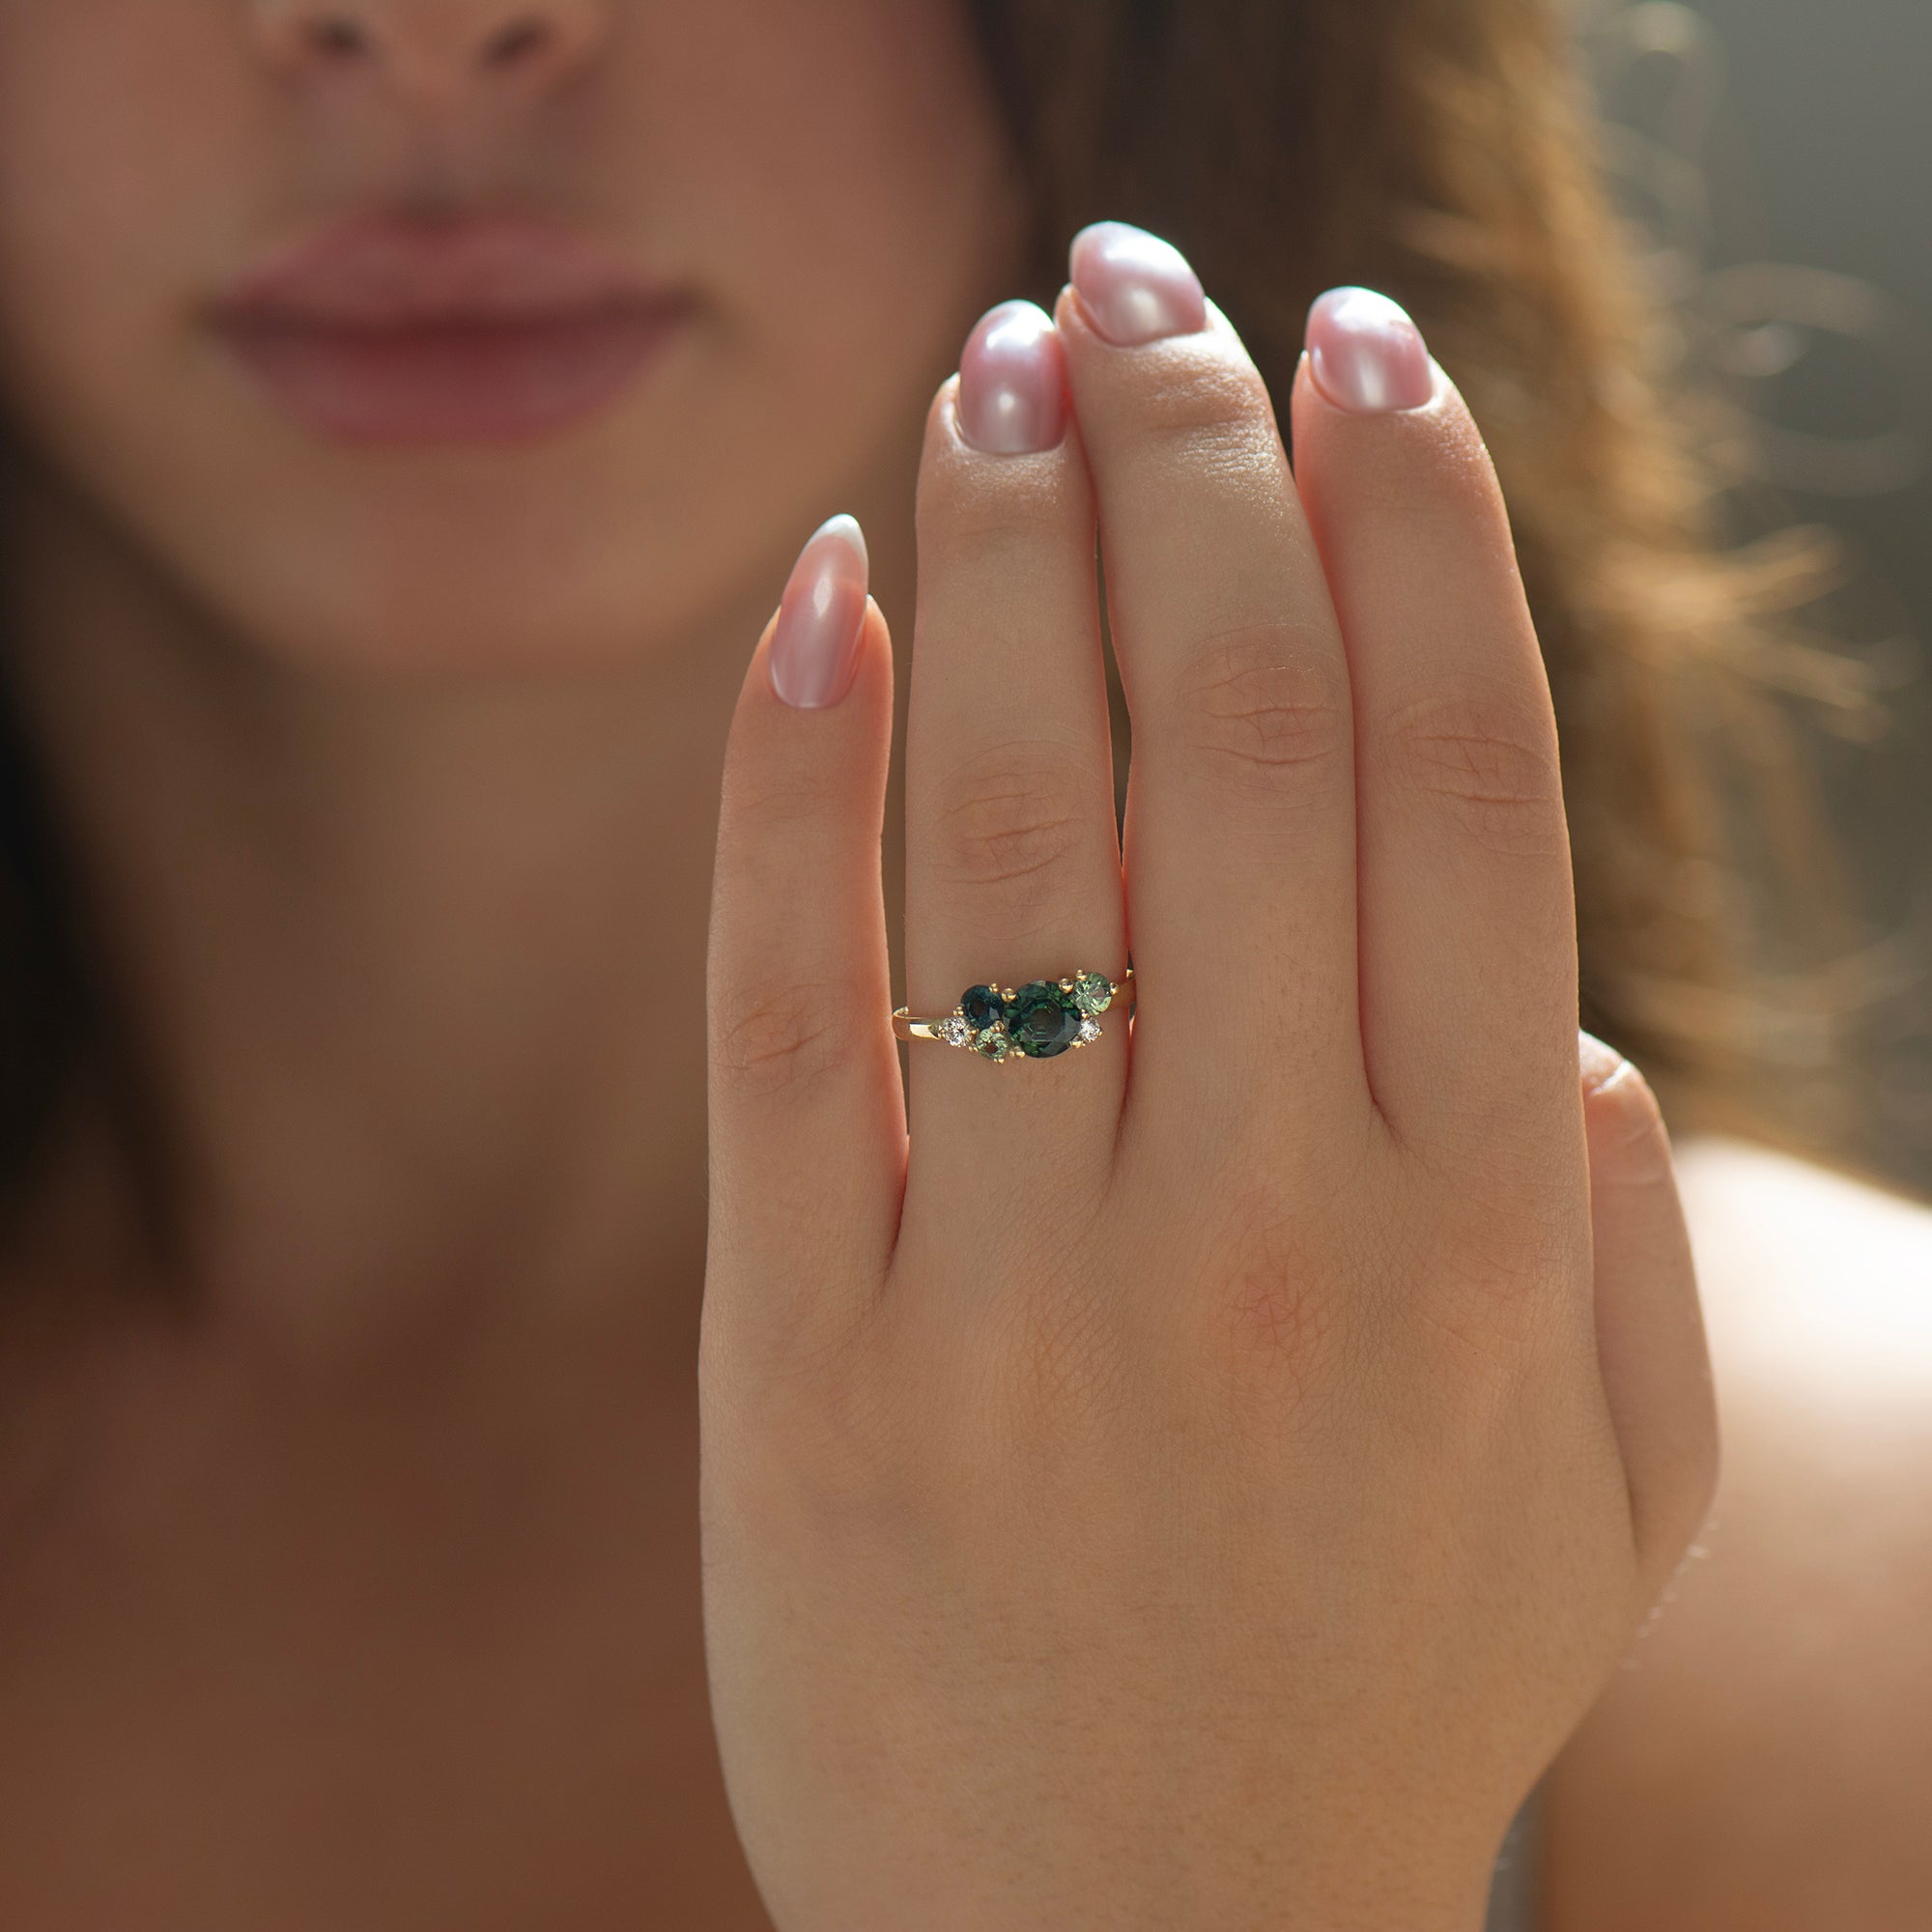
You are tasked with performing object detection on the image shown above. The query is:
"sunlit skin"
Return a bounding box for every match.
[0,5,1925,1930]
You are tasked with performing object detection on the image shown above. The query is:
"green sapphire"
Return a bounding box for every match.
[1071,972,1113,1015]
[972,1025,1011,1061]
[960,983,1008,1031]
[1008,980,1083,1058]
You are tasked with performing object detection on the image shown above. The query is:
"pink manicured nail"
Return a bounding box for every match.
[768,514,868,709]
[957,299,1067,454]
[1305,288,1435,413]
[1067,220,1206,346]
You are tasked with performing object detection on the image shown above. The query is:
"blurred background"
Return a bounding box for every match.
[1592,0,1932,1193]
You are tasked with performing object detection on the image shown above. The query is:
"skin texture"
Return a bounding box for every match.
[0,5,1922,1929]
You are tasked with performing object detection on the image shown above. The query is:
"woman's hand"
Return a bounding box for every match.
[699,225,1719,1932]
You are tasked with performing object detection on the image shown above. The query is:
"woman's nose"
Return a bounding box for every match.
[252,1,608,105]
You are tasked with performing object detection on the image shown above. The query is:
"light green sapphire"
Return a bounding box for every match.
[1071,972,1113,1016]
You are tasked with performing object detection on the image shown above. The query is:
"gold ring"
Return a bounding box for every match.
[893,966,1134,1063]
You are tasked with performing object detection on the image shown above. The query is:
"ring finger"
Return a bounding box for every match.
[903,298,1128,1235]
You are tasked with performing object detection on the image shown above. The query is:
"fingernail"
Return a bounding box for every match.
[957,299,1067,454]
[768,514,868,709]
[1067,220,1206,346]
[1305,287,1435,413]
[1577,1029,1630,1095]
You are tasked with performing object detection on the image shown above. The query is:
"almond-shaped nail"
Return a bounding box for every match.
[768,514,868,709]
[957,298,1067,454]
[1067,220,1207,346]
[1305,287,1435,413]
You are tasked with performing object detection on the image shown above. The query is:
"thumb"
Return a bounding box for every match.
[1579,1030,1721,1611]
[705,515,904,1351]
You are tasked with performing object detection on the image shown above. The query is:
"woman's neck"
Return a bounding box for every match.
[0,454,916,1364]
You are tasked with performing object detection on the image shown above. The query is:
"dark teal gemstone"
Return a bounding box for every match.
[1008,980,1082,1057]
[961,983,1008,1031]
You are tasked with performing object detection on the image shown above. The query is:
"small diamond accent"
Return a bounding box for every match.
[1075,1014,1102,1045]
[938,1014,973,1048]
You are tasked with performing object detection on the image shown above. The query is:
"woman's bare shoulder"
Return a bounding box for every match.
[1540,1135,1932,1932]
[1675,1132,1932,1330]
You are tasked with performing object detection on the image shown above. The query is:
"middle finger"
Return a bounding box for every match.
[1056,222,1368,1165]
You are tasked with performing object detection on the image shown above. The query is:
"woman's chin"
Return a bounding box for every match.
[248,589,702,682]
[189,554,702,682]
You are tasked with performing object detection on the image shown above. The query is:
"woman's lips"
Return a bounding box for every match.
[207,213,692,444]
[215,307,687,444]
